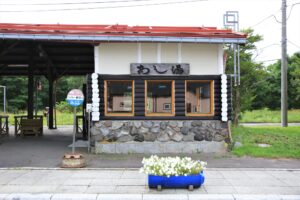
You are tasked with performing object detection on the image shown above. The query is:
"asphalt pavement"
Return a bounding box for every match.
[1,126,300,169]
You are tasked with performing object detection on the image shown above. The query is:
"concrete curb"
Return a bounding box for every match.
[0,194,299,200]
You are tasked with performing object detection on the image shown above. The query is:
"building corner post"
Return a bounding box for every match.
[94,45,100,74]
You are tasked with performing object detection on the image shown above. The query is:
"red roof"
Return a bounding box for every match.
[0,23,246,39]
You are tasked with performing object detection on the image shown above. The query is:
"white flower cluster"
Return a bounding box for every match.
[140,155,207,176]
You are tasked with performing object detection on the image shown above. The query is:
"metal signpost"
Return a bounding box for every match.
[66,89,84,154]
[86,103,92,153]
[61,89,86,168]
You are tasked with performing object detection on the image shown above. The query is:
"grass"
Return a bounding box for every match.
[231,126,300,159]
[0,111,80,126]
[240,109,300,123]
[3,108,300,125]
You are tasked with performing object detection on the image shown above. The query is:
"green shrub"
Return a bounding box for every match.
[56,101,73,113]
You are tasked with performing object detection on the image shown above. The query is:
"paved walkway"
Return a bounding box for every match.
[0,168,299,199]
[1,126,300,199]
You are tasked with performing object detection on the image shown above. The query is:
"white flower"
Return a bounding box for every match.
[139,155,207,176]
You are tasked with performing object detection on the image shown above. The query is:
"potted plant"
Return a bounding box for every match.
[140,155,206,190]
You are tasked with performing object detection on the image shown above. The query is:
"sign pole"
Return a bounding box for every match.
[86,103,92,153]
[72,106,76,154]
[87,110,91,153]
[62,89,85,168]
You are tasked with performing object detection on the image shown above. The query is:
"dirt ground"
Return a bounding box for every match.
[0,126,300,168]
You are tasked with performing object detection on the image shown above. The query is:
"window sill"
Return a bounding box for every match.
[185,113,215,117]
[145,113,175,117]
[105,113,134,117]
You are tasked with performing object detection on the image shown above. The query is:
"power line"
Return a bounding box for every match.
[287,2,300,20]
[249,2,299,28]
[0,0,207,12]
[258,58,280,63]
[252,43,281,59]
[249,10,281,28]
[255,42,299,63]
[256,43,281,51]
[287,0,300,4]
[288,40,300,48]
[0,0,154,6]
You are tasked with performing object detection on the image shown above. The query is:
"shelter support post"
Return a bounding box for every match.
[48,77,55,129]
[27,55,34,119]
[38,43,57,129]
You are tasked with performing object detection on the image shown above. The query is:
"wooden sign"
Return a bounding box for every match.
[130,63,189,76]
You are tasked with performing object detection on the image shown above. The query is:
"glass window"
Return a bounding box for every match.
[145,80,174,116]
[186,81,214,116]
[105,80,134,116]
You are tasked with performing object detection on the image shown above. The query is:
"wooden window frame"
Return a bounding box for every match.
[145,80,175,117]
[185,80,214,117]
[104,80,135,117]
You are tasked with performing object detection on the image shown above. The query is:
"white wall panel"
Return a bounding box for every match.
[95,43,221,75]
[97,43,137,74]
[161,43,177,63]
[141,43,157,62]
[181,43,219,75]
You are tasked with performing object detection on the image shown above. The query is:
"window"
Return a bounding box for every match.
[145,80,174,116]
[105,80,134,116]
[185,80,214,116]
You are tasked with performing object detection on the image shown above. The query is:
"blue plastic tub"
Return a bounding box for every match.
[148,172,205,189]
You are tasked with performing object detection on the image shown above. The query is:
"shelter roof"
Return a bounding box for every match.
[0,23,247,44]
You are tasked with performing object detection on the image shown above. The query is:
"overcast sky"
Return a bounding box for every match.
[0,0,299,65]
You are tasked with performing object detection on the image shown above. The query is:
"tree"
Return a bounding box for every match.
[260,52,300,109]
[56,76,85,102]
[225,28,265,126]
[289,52,300,108]
[0,75,85,113]
[0,76,28,112]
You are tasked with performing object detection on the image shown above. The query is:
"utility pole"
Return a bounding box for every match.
[281,0,288,127]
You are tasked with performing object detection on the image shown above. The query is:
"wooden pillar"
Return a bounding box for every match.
[48,74,55,129]
[38,43,56,129]
[27,49,34,119]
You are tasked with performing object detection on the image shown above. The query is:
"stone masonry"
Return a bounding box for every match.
[91,120,229,144]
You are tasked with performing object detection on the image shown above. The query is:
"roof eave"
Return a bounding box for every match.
[0,33,247,44]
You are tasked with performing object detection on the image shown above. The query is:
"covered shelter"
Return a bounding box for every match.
[0,23,96,129]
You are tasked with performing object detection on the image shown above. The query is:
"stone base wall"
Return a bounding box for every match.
[95,141,227,154]
[91,120,229,144]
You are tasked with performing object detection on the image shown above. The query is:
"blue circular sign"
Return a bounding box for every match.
[66,89,84,107]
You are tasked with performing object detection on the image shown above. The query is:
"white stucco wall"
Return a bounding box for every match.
[161,43,178,63]
[96,43,223,75]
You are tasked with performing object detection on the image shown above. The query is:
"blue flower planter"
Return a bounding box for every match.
[148,172,205,189]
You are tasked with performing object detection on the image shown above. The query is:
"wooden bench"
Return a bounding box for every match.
[20,118,43,136]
